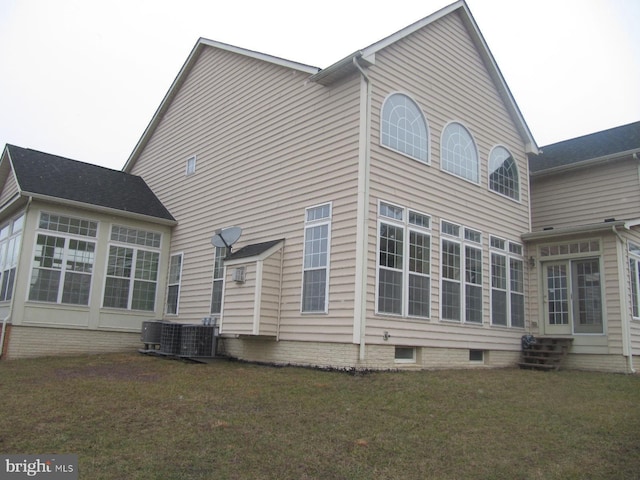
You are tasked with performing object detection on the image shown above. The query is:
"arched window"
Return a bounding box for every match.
[441,122,478,183]
[489,146,519,200]
[381,93,429,163]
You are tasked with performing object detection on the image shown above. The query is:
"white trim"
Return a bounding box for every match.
[253,259,263,334]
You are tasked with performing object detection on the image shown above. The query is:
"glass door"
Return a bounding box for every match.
[543,259,603,335]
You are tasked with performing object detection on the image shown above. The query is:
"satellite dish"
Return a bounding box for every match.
[211,226,242,251]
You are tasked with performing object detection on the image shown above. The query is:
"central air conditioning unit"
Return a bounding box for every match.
[180,324,217,357]
[140,320,163,351]
[160,322,182,355]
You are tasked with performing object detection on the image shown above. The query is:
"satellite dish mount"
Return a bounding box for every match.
[211,226,242,254]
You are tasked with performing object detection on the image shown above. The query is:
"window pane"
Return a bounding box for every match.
[107,246,133,277]
[103,277,130,309]
[210,279,223,314]
[441,122,478,182]
[379,224,403,270]
[408,273,430,317]
[510,258,524,293]
[302,269,327,312]
[491,253,507,289]
[465,284,483,323]
[168,255,182,284]
[631,259,639,317]
[409,211,430,228]
[489,146,519,200]
[304,224,328,269]
[441,240,460,280]
[132,280,156,311]
[465,246,482,285]
[511,292,525,328]
[34,235,65,269]
[491,289,507,326]
[574,259,603,333]
[62,272,91,305]
[380,203,403,221]
[381,93,428,162]
[306,203,331,221]
[166,285,179,315]
[378,268,402,314]
[29,268,60,302]
[442,280,460,321]
[409,231,430,274]
[135,251,159,282]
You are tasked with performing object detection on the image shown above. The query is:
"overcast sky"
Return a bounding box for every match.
[1,0,638,170]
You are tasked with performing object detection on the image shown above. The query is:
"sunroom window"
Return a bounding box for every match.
[380,93,429,163]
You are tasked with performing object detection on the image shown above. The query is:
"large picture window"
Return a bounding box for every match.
[0,214,24,302]
[377,201,431,318]
[490,237,525,327]
[380,93,429,163]
[440,221,482,323]
[302,203,331,313]
[103,225,161,311]
[441,122,478,183]
[29,213,96,305]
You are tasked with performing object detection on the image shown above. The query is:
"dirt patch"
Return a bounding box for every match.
[54,363,162,382]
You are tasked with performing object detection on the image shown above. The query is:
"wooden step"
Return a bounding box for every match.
[519,336,573,371]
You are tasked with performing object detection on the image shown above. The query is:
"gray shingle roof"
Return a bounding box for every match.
[529,121,640,173]
[6,145,174,222]
[226,239,284,261]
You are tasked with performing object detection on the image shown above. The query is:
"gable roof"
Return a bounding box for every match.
[3,145,175,223]
[529,121,640,175]
[125,0,537,171]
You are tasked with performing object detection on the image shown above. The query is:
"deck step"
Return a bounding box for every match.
[519,336,573,371]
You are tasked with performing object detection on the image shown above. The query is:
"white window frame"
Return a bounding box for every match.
[376,201,432,319]
[28,212,97,306]
[166,252,183,315]
[301,202,332,313]
[103,225,161,312]
[440,220,483,323]
[440,121,479,184]
[490,236,525,328]
[210,246,227,315]
[380,92,430,164]
[186,155,196,176]
[488,145,520,201]
[628,242,640,319]
[0,213,24,302]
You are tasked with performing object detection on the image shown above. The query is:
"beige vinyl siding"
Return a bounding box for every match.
[128,46,361,343]
[258,251,282,336]
[0,167,19,206]
[221,262,257,335]
[363,12,530,349]
[531,157,640,231]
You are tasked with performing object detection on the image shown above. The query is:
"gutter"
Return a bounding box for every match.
[531,149,640,178]
[352,56,372,363]
[611,224,636,373]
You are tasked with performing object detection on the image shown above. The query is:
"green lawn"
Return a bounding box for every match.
[1,353,639,479]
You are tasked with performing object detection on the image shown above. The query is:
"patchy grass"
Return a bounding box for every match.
[1,353,639,479]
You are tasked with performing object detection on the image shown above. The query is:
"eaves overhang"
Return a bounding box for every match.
[521,219,640,242]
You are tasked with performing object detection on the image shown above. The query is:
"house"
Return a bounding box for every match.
[0,145,175,358]
[121,0,537,370]
[1,0,637,373]
[524,121,640,373]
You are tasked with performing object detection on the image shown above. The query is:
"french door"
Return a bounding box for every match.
[543,258,603,335]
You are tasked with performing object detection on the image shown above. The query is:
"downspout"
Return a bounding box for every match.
[612,224,636,373]
[353,55,372,363]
